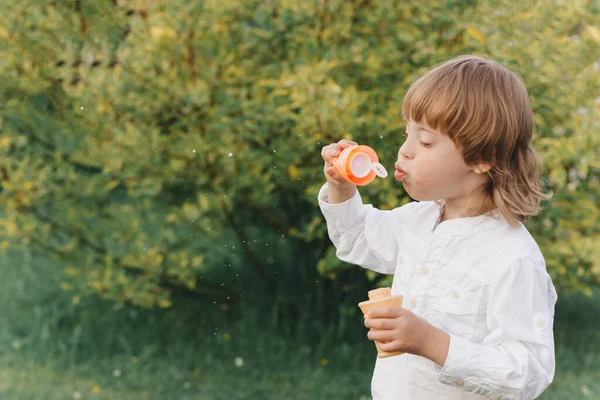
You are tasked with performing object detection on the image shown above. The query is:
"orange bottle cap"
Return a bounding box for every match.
[332,145,388,186]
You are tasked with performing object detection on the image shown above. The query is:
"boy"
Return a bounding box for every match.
[319,55,557,399]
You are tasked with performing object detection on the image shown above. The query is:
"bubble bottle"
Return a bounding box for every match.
[331,145,388,186]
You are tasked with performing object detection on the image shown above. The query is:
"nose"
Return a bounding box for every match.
[399,142,413,160]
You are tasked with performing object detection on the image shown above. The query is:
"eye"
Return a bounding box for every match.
[420,142,433,148]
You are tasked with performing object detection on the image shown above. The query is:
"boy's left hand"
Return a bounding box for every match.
[365,306,449,363]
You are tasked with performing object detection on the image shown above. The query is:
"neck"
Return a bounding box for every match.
[440,191,488,222]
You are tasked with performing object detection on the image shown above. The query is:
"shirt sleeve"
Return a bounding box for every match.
[436,257,558,400]
[317,183,411,275]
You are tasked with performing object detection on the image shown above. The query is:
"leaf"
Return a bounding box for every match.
[3,0,599,309]
[288,164,299,180]
[466,26,486,43]
[158,298,172,308]
[584,26,600,43]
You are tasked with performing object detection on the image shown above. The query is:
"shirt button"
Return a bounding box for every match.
[536,319,545,328]
[421,266,430,276]
[451,290,460,299]
[410,297,417,308]
[455,378,464,387]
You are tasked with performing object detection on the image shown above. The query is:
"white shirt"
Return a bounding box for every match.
[318,184,557,400]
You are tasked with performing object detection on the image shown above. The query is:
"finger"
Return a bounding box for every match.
[338,139,358,148]
[367,329,396,342]
[321,145,333,164]
[369,307,404,319]
[364,317,394,330]
[324,165,340,180]
[322,143,343,164]
[320,145,330,164]
[377,340,401,352]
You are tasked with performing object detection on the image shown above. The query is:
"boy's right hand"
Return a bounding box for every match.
[321,139,358,203]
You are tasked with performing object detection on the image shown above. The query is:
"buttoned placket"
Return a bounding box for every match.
[405,207,453,316]
[412,241,445,313]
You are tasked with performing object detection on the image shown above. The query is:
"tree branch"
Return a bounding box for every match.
[224,209,268,283]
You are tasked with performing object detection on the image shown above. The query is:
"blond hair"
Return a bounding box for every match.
[402,54,550,227]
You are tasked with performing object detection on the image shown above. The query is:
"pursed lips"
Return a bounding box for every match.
[394,164,408,180]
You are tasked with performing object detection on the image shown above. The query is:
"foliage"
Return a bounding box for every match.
[1,249,600,399]
[0,0,598,310]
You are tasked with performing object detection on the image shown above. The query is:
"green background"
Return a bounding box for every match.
[1,0,599,398]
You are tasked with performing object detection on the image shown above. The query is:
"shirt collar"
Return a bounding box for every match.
[431,204,508,237]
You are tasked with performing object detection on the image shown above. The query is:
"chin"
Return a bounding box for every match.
[402,183,420,201]
[402,183,437,202]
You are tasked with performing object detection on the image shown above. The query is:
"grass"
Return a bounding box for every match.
[1,247,599,399]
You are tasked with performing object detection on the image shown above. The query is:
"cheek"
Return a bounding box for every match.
[413,172,426,186]
[413,159,465,189]
[412,159,437,185]
[426,155,466,178]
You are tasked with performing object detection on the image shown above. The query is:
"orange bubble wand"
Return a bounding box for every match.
[331,145,388,186]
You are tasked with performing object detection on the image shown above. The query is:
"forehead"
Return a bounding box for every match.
[405,119,442,136]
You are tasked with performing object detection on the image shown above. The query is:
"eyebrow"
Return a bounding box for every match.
[419,127,438,135]
[408,123,438,136]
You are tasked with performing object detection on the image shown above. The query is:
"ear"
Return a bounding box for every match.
[472,163,492,174]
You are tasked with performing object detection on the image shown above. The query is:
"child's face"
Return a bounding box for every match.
[395,120,484,202]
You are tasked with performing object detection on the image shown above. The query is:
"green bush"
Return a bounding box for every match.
[0,0,598,311]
